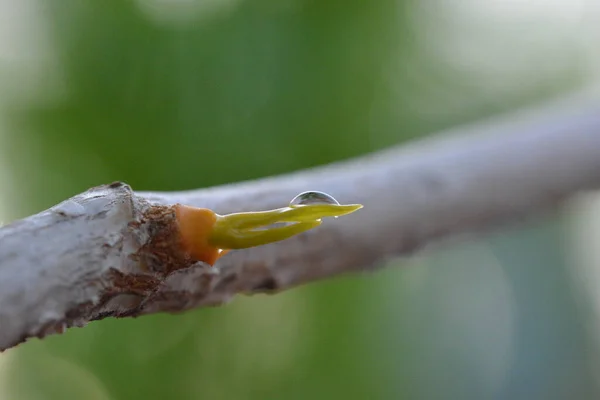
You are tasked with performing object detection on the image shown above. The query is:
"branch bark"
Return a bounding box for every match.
[1,98,600,351]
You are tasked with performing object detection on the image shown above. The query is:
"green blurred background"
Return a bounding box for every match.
[1,0,600,399]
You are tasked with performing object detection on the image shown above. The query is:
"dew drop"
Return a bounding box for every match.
[289,191,340,207]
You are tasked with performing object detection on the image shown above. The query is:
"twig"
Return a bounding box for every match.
[1,98,600,351]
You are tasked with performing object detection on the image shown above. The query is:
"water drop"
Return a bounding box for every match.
[289,191,340,207]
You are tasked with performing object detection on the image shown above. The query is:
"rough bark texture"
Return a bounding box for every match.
[1,98,600,351]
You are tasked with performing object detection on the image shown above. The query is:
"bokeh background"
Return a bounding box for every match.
[1,0,600,399]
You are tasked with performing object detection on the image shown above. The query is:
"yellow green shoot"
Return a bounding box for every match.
[208,202,362,250]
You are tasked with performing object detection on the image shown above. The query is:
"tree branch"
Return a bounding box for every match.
[1,98,600,351]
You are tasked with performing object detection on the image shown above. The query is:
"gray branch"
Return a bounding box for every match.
[1,97,600,351]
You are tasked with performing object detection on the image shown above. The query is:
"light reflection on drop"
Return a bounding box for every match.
[289,191,340,207]
[289,191,341,218]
